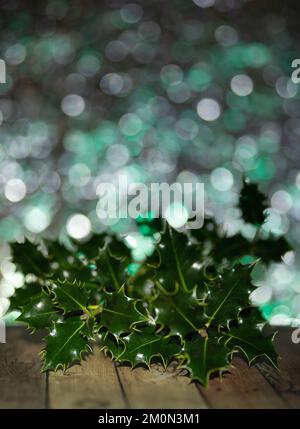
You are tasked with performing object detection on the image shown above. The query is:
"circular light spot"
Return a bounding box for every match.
[210,168,234,191]
[106,144,130,167]
[100,73,132,97]
[250,285,272,305]
[197,98,221,121]
[105,40,128,62]
[120,3,143,23]
[230,74,254,96]
[4,178,26,202]
[5,43,26,65]
[61,94,85,117]
[77,54,101,77]
[193,0,215,7]
[271,190,293,214]
[68,163,91,187]
[24,208,50,233]
[160,64,183,87]
[165,202,189,229]
[66,214,91,240]
[215,25,238,46]
[119,113,142,136]
[276,77,298,99]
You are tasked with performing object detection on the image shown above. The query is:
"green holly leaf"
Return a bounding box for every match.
[42,318,91,371]
[51,280,90,314]
[204,264,255,328]
[222,319,278,368]
[151,225,204,293]
[153,285,206,337]
[10,282,43,310]
[46,241,95,282]
[96,242,129,291]
[117,329,181,368]
[16,291,61,330]
[99,285,150,336]
[239,181,268,226]
[10,240,50,276]
[99,331,125,359]
[180,335,231,386]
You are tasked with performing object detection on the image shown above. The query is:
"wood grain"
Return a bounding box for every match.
[257,328,300,409]
[48,349,125,409]
[115,362,208,409]
[1,327,300,409]
[198,358,287,409]
[0,328,46,409]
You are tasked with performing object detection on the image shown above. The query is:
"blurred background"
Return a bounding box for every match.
[1,0,300,326]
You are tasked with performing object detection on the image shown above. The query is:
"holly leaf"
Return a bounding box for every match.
[10,282,43,310]
[42,318,91,371]
[10,240,50,276]
[96,242,129,291]
[239,181,268,226]
[151,225,204,293]
[99,285,150,336]
[180,335,231,386]
[153,285,206,337]
[99,331,125,358]
[117,329,181,368]
[46,241,95,282]
[204,264,255,328]
[16,291,61,330]
[222,319,278,368]
[51,280,90,314]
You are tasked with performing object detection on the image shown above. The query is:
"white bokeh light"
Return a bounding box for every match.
[210,168,234,191]
[4,178,26,202]
[24,208,50,233]
[61,94,85,117]
[66,213,91,240]
[230,74,254,96]
[197,98,221,121]
[165,202,189,229]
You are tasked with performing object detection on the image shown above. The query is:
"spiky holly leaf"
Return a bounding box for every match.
[222,319,278,368]
[150,224,204,293]
[10,240,50,276]
[239,181,268,226]
[51,280,90,314]
[99,285,150,336]
[153,285,206,337]
[10,282,43,310]
[204,264,255,328]
[117,329,181,368]
[42,318,91,371]
[16,291,61,330]
[180,335,231,386]
[99,331,124,358]
[46,241,95,282]
[96,242,129,291]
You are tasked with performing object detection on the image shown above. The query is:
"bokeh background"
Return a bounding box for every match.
[1,0,300,326]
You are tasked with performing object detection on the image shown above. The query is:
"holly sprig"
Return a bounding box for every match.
[9,182,290,385]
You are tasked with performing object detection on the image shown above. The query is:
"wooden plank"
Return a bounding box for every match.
[48,349,125,409]
[0,327,46,409]
[198,358,286,409]
[257,328,300,409]
[116,362,208,409]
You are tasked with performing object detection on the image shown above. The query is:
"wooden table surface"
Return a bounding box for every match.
[0,327,300,409]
